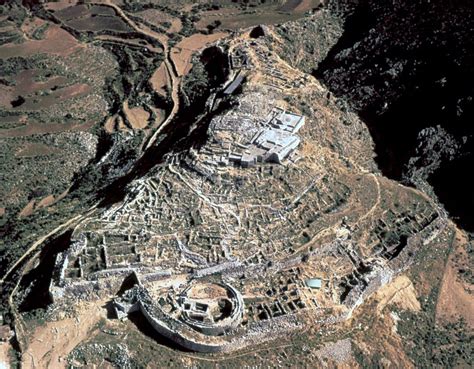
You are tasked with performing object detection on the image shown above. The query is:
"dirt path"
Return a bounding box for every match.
[96,1,181,150]
[356,173,380,224]
[144,57,180,150]
[1,205,98,361]
[1,213,84,286]
[21,301,107,369]
[100,0,169,48]
[0,206,97,286]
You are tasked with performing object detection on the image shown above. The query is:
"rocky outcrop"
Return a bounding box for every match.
[313,0,474,231]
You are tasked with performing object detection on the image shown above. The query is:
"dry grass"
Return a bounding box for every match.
[43,1,79,11]
[149,63,169,97]
[22,300,108,369]
[123,100,150,129]
[171,32,228,77]
[436,230,474,328]
[15,142,60,158]
[104,114,117,133]
[374,275,421,314]
[0,120,95,138]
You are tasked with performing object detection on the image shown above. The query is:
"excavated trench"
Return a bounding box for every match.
[16,46,235,315]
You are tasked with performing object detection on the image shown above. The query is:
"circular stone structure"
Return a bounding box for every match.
[178,281,244,336]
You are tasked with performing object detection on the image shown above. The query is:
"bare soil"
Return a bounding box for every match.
[293,0,321,13]
[14,70,68,96]
[43,1,79,12]
[197,10,304,31]
[36,195,55,209]
[436,230,474,328]
[15,142,60,158]
[20,17,48,40]
[350,275,421,368]
[149,63,169,97]
[19,200,35,218]
[53,4,90,21]
[67,16,131,33]
[0,25,82,58]
[21,301,108,369]
[123,101,150,130]
[0,85,14,108]
[280,0,305,12]
[373,275,421,314]
[0,342,12,369]
[0,120,95,138]
[171,32,228,77]
[15,83,91,111]
[104,114,117,133]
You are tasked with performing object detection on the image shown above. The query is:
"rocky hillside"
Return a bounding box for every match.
[314,0,474,231]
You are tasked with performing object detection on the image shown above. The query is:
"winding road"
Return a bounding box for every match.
[2,3,182,354]
[97,0,181,150]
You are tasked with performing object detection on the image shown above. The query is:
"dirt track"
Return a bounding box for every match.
[94,1,181,150]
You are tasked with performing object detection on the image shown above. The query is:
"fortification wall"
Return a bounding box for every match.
[138,301,234,353]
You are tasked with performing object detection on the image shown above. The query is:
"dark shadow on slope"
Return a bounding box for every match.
[18,230,73,312]
[313,2,376,77]
[314,0,474,231]
[430,153,474,232]
[128,311,194,352]
[359,56,473,180]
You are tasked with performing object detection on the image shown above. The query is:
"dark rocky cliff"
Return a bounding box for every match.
[315,0,474,231]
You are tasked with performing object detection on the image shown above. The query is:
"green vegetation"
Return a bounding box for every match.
[456,240,474,285]
[31,23,49,40]
[353,345,384,369]
[0,55,48,77]
[0,2,27,28]
[121,1,180,17]
[395,230,473,368]
[182,59,209,108]
[179,14,198,37]
[398,288,473,368]
[100,43,163,109]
